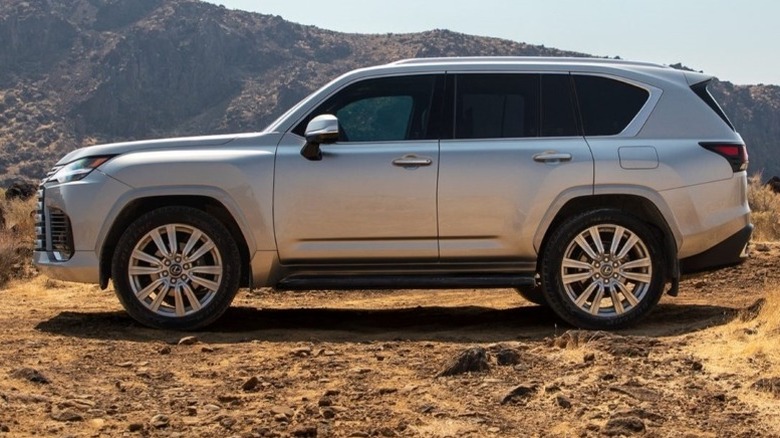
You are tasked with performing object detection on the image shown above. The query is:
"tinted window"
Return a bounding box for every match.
[292,75,438,142]
[337,96,413,142]
[573,75,649,136]
[542,74,579,137]
[455,74,540,139]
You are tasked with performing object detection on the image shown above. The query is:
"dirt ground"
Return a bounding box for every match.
[1,244,780,438]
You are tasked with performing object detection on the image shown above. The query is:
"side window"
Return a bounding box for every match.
[337,96,412,142]
[541,74,579,137]
[454,74,540,139]
[292,75,439,142]
[573,75,650,136]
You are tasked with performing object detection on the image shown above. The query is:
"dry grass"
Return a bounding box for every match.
[690,288,780,384]
[681,286,780,427]
[0,232,21,287]
[748,173,780,241]
[0,188,37,288]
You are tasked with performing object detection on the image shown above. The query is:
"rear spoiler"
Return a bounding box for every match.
[686,73,735,131]
[683,71,714,86]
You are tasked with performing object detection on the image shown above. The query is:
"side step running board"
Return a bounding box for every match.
[276,275,536,291]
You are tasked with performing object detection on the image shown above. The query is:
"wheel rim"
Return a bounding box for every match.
[560,224,652,317]
[128,224,223,318]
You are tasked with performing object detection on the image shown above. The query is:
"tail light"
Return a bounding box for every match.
[700,142,748,172]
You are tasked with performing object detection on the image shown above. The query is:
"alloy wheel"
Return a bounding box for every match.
[560,224,652,317]
[128,224,223,317]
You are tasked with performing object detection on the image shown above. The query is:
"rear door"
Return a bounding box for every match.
[437,73,594,261]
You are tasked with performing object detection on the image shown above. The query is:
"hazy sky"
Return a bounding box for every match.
[204,0,779,86]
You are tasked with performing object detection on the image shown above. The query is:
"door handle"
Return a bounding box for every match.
[533,152,573,163]
[392,155,433,167]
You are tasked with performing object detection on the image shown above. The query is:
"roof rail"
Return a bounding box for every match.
[390,56,667,69]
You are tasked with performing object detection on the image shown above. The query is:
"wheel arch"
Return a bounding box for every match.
[535,193,679,285]
[99,195,252,289]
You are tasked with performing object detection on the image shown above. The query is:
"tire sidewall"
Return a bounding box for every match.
[541,209,665,330]
[111,206,240,330]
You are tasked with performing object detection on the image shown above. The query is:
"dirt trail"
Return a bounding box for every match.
[0,244,779,437]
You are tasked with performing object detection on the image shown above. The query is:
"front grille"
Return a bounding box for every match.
[49,208,73,261]
[36,165,74,261]
[34,187,45,251]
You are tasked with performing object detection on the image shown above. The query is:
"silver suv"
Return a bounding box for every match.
[33,57,752,330]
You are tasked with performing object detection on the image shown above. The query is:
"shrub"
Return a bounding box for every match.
[748,174,780,241]
[0,190,36,288]
[0,231,24,287]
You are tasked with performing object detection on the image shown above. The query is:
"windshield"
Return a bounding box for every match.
[263,74,349,133]
[263,89,318,133]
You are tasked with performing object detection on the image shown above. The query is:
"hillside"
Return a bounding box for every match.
[0,0,778,183]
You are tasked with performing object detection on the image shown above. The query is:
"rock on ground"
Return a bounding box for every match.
[437,346,490,377]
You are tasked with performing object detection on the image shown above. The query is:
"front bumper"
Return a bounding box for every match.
[33,170,132,284]
[680,223,753,274]
[33,250,101,283]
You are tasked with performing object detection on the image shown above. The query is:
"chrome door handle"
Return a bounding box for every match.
[392,155,433,167]
[533,152,572,163]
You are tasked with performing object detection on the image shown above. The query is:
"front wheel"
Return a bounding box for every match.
[111,206,241,330]
[540,209,665,330]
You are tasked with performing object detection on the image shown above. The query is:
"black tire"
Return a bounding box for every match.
[540,209,665,330]
[111,206,241,330]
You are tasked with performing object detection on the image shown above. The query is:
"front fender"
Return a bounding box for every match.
[99,148,277,254]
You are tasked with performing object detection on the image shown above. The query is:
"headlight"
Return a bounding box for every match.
[50,156,113,184]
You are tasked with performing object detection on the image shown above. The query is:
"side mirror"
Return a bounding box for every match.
[301,114,339,161]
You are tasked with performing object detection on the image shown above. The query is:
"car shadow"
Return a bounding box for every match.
[35,302,739,344]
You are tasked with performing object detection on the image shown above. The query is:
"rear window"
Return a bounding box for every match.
[574,75,649,136]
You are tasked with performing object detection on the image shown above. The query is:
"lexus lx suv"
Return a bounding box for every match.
[34,57,752,330]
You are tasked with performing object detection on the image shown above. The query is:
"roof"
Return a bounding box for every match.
[390,56,668,69]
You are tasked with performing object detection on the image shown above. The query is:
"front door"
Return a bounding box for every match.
[274,74,444,264]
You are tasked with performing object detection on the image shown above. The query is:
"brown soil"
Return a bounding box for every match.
[1,244,779,437]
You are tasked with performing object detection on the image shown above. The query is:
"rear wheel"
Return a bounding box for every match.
[111,206,241,330]
[541,209,665,329]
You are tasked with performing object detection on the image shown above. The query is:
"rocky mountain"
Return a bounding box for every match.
[0,0,778,183]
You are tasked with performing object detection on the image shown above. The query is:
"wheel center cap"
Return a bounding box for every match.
[600,265,614,276]
[169,264,183,277]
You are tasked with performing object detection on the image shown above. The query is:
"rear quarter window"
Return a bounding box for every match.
[574,75,649,136]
